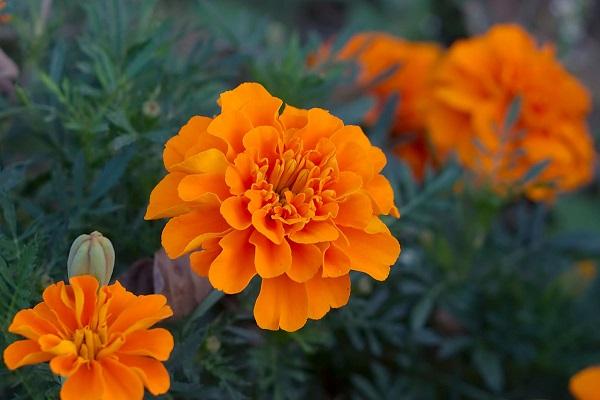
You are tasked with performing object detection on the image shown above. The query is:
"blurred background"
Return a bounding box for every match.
[0,1,599,399]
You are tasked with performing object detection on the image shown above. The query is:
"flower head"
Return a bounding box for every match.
[426,24,596,201]
[3,275,174,400]
[338,32,442,180]
[145,82,401,331]
[570,366,600,400]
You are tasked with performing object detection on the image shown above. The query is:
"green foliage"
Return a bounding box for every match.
[1,0,599,399]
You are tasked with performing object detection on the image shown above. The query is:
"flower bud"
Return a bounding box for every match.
[67,231,115,286]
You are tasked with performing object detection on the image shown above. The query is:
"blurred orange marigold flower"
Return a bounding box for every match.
[570,366,600,400]
[3,275,174,400]
[145,82,401,332]
[338,32,443,180]
[426,24,596,201]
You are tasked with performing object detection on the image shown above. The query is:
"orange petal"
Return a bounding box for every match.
[218,82,282,127]
[60,361,103,400]
[306,274,351,320]
[335,192,373,229]
[208,229,256,294]
[322,244,351,278]
[207,111,253,157]
[117,354,170,396]
[118,328,174,361]
[109,295,172,335]
[189,248,220,277]
[162,204,230,259]
[144,172,190,220]
[364,174,398,217]
[250,231,292,278]
[280,105,308,130]
[38,334,77,355]
[163,116,213,170]
[49,354,82,376]
[242,126,281,160]
[287,242,322,283]
[3,340,52,370]
[8,308,61,340]
[289,221,339,244]
[104,282,136,326]
[169,148,229,175]
[178,173,230,201]
[338,227,400,281]
[329,171,363,198]
[220,196,252,230]
[225,153,255,195]
[100,358,144,400]
[253,275,308,332]
[296,108,343,149]
[70,275,99,327]
[42,282,78,332]
[570,366,600,400]
[252,208,285,244]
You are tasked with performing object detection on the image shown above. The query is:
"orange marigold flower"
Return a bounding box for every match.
[338,32,443,180]
[426,24,596,201]
[570,366,600,400]
[3,275,174,400]
[145,82,401,332]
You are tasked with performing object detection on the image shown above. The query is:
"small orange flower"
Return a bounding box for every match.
[570,366,600,400]
[145,82,401,332]
[426,24,596,201]
[338,32,443,180]
[3,275,174,400]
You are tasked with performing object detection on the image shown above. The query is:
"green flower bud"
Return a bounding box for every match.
[67,231,115,286]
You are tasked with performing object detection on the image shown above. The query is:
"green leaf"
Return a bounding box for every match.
[472,347,504,392]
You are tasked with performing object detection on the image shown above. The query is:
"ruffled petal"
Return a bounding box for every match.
[144,172,190,220]
[254,275,308,332]
[306,274,351,320]
[3,340,52,370]
[162,203,230,259]
[163,116,214,170]
[169,149,229,175]
[322,243,351,278]
[335,192,374,229]
[178,173,230,201]
[49,354,83,377]
[208,229,256,294]
[99,358,144,400]
[117,328,174,361]
[220,196,252,230]
[289,221,339,244]
[207,111,253,157]
[252,208,285,244]
[295,108,343,150]
[8,308,61,340]
[60,361,104,400]
[117,354,170,396]
[287,242,322,283]
[338,227,400,280]
[109,295,173,335]
[364,174,399,217]
[250,231,292,278]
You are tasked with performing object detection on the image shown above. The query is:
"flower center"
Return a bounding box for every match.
[73,327,105,360]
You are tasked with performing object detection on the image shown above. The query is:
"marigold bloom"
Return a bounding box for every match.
[338,32,443,180]
[570,366,600,400]
[145,82,401,332]
[3,275,174,400]
[426,24,596,201]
